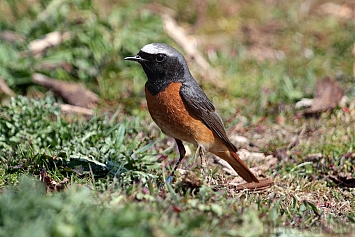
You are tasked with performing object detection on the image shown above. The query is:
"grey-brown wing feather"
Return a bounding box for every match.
[180,83,237,151]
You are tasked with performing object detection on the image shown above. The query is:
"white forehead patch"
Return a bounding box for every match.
[141,44,159,54]
[140,43,175,56]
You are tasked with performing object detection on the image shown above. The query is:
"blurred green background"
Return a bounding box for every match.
[0,0,354,236]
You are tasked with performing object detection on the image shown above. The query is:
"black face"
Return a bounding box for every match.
[132,51,185,83]
[124,43,192,95]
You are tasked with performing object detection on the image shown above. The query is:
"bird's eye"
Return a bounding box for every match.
[156,54,166,62]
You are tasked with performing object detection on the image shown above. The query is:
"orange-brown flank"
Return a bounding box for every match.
[145,82,215,149]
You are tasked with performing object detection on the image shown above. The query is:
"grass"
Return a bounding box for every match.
[0,0,355,236]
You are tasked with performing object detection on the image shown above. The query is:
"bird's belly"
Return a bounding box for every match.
[145,82,215,149]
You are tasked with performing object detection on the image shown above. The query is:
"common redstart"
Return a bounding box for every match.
[124,43,259,183]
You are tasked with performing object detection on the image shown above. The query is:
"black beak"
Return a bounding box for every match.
[124,55,146,62]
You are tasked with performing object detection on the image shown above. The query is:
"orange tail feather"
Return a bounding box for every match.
[227,150,259,183]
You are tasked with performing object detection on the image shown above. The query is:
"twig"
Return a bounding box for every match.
[28,31,71,57]
[0,77,15,96]
[57,103,94,116]
[161,13,226,89]
[147,4,226,89]
[33,73,99,108]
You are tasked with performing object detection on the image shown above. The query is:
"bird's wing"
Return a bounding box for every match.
[180,83,236,151]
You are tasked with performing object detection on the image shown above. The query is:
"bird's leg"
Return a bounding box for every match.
[167,139,186,183]
[198,146,207,175]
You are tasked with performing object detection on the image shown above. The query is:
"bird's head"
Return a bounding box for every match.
[124,43,190,83]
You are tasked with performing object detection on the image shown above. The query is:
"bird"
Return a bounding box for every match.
[124,43,259,183]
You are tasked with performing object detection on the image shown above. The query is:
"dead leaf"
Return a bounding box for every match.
[33,73,99,108]
[230,178,274,191]
[41,166,69,192]
[328,174,355,188]
[295,98,313,109]
[304,76,344,115]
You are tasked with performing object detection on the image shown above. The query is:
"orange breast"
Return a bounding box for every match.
[145,82,215,149]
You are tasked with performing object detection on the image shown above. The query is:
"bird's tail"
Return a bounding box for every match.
[213,147,259,183]
[229,150,259,183]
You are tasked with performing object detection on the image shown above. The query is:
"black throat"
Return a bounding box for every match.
[140,56,188,96]
[145,79,172,95]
